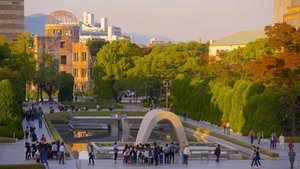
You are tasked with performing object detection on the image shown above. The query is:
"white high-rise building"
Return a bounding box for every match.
[79,12,132,43]
[101,17,108,31]
[83,12,94,26]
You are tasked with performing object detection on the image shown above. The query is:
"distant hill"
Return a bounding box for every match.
[25,14,177,44]
[25,14,47,35]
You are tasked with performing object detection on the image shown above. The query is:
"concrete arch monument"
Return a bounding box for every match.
[135,109,188,144]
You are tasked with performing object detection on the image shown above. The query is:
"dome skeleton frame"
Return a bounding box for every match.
[46,10,78,25]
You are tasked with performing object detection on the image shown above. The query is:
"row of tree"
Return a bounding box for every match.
[0,34,74,138]
[91,23,300,136]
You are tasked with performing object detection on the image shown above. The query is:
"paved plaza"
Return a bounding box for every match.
[77,159,294,169]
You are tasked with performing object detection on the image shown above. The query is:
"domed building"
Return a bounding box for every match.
[34,10,92,91]
[45,10,79,42]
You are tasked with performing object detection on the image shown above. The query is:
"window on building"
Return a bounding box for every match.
[61,55,67,65]
[60,41,65,48]
[73,52,78,61]
[81,68,87,77]
[82,52,87,61]
[73,68,78,77]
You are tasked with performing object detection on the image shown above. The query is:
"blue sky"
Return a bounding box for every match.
[25,0,273,42]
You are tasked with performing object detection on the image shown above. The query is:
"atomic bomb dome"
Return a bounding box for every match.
[46,10,78,25]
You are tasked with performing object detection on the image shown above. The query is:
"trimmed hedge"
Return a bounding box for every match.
[0,164,45,169]
[183,122,279,158]
[0,137,16,143]
[173,74,282,136]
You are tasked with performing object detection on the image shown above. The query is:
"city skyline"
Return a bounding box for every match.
[25,0,273,42]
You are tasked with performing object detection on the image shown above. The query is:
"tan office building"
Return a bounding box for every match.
[72,42,93,91]
[0,0,24,41]
[274,0,300,28]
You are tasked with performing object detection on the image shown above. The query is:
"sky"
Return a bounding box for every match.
[25,0,273,42]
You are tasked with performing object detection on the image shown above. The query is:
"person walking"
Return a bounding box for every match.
[250,146,258,168]
[154,144,159,166]
[289,137,294,151]
[255,147,261,167]
[40,134,46,143]
[38,108,43,128]
[159,147,164,164]
[289,148,296,169]
[35,149,41,163]
[169,142,175,164]
[25,125,30,140]
[273,133,277,149]
[25,142,31,160]
[113,142,119,163]
[257,132,262,145]
[222,122,226,134]
[183,145,191,164]
[226,122,230,134]
[41,147,49,169]
[164,144,169,164]
[59,142,65,164]
[88,145,95,165]
[270,133,274,149]
[214,144,221,163]
[249,130,255,145]
[279,134,285,149]
[175,143,180,164]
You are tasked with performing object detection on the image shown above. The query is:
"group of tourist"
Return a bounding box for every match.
[24,103,67,167]
[114,142,192,166]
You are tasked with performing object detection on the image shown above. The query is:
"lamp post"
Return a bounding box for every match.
[163,79,172,110]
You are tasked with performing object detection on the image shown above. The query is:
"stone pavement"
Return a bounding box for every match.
[76,159,295,169]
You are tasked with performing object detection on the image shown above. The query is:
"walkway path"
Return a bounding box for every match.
[0,102,76,168]
[77,159,295,169]
[181,117,300,160]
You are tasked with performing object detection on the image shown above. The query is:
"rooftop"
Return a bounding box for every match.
[211,30,266,45]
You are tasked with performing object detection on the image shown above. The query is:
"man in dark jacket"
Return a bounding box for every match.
[214,144,221,162]
[289,148,296,169]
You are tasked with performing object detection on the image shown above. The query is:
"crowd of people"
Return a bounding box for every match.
[23,103,67,168]
[113,142,192,166]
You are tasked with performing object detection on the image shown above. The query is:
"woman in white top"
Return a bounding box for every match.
[59,142,65,164]
[183,146,191,164]
[279,134,285,149]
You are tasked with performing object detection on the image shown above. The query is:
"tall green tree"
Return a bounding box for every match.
[0,79,17,126]
[35,54,59,101]
[93,40,142,101]
[86,39,108,57]
[58,73,74,102]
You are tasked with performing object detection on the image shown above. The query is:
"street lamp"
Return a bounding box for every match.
[163,79,172,110]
